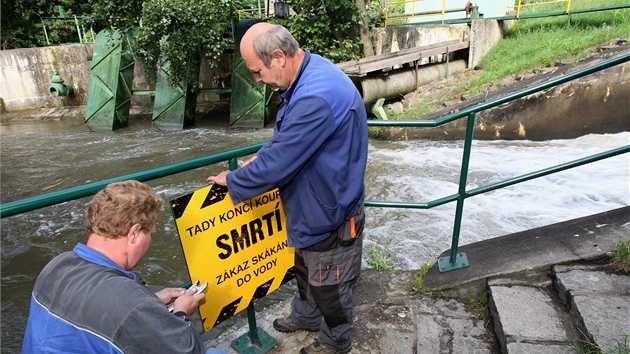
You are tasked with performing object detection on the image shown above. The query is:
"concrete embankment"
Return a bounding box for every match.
[201,206,629,353]
[383,42,630,141]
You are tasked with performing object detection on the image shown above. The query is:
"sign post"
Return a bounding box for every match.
[171,183,294,353]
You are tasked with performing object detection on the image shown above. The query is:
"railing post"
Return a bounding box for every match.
[229,157,239,171]
[438,112,475,272]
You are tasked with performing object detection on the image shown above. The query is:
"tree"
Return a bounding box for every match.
[282,0,364,63]
[136,0,235,88]
[356,0,375,57]
[2,0,92,49]
[84,0,235,89]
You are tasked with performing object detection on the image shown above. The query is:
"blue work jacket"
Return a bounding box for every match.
[227,51,368,248]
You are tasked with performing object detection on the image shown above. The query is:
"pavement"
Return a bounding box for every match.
[201,206,629,353]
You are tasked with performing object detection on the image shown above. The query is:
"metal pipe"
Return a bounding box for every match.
[354,59,467,105]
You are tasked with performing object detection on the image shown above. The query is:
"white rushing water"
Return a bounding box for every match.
[364,132,629,270]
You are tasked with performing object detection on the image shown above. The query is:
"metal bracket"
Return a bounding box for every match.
[231,327,277,354]
[369,98,388,120]
[437,252,469,272]
[231,304,277,354]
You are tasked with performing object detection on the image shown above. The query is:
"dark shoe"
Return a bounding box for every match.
[300,340,351,354]
[273,317,318,333]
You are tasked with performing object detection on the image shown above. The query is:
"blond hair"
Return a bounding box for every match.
[85,180,164,238]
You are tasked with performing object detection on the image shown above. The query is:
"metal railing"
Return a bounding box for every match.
[365,52,630,271]
[384,0,468,26]
[237,7,266,21]
[1,52,628,272]
[386,0,630,26]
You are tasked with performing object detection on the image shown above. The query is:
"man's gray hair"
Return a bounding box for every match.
[252,25,300,68]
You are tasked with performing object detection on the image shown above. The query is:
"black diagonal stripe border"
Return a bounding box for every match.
[201,184,229,209]
[170,193,193,220]
[280,266,295,285]
[214,297,242,327]
[249,278,274,306]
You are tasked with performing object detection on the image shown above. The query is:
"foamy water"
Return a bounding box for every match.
[364,132,629,269]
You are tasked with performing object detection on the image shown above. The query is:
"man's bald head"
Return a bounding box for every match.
[240,23,300,68]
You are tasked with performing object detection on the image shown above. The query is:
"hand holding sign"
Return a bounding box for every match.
[206,170,229,186]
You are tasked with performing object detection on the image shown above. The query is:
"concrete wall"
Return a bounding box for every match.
[0,22,500,113]
[469,19,504,68]
[0,44,93,111]
[0,43,233,113]
[373,24,469,56]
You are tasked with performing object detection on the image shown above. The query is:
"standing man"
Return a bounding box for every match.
[22,180,226,354]
[207,23,368,354]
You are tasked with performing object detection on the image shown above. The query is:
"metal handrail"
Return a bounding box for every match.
[388,1,630,26]
[1,52,628,272]
[0,144,263,218]
[366,52,630,271]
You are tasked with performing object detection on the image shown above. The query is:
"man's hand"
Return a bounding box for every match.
[207,170,230,186]
[171,288,206,316]
[155,287,185,306]
[207,156,256,186]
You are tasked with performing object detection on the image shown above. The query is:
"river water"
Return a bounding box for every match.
[1,115,628,352]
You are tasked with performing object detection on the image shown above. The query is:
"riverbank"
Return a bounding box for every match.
[200,207,629,354]
[3,41,627,142]
[374,40,629,141]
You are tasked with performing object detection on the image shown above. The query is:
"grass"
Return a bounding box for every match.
[606,335,630,354]
[610,239,630,273]
[577,334,629,354]
[366,244,392,271]
[466,289,491,325]
[412,262,433,293]
[453,0,630,96]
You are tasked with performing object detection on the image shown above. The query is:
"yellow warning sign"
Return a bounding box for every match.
[170,184,294,331]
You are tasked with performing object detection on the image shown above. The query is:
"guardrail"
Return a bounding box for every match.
[384,0,469,26]
[387,1,630,26]
[1,52,628,273]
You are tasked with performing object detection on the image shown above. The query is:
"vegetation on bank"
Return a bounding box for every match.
[366,244,392,271]
[384,0,630,120]
[610,239,630,273]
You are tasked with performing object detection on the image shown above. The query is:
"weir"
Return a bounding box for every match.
[82,23,471,130]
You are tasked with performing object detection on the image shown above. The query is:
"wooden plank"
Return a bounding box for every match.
[338,41,469,76]
[337,40,460,70]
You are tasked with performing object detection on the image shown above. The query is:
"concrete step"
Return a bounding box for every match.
[553,264,630,353]
[489,265,630,354]
[488,273,579,354]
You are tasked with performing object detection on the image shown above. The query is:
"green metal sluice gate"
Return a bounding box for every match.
[84,19,270,132]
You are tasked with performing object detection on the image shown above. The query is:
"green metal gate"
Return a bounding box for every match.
[84,29,135,130]
[229,19,270,129]
[151,49,200,130]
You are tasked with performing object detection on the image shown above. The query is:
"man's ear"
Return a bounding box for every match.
[127,224,142,243]
[271,49,286,66]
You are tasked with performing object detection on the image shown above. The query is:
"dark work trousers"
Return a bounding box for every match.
[289,206,365,351]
